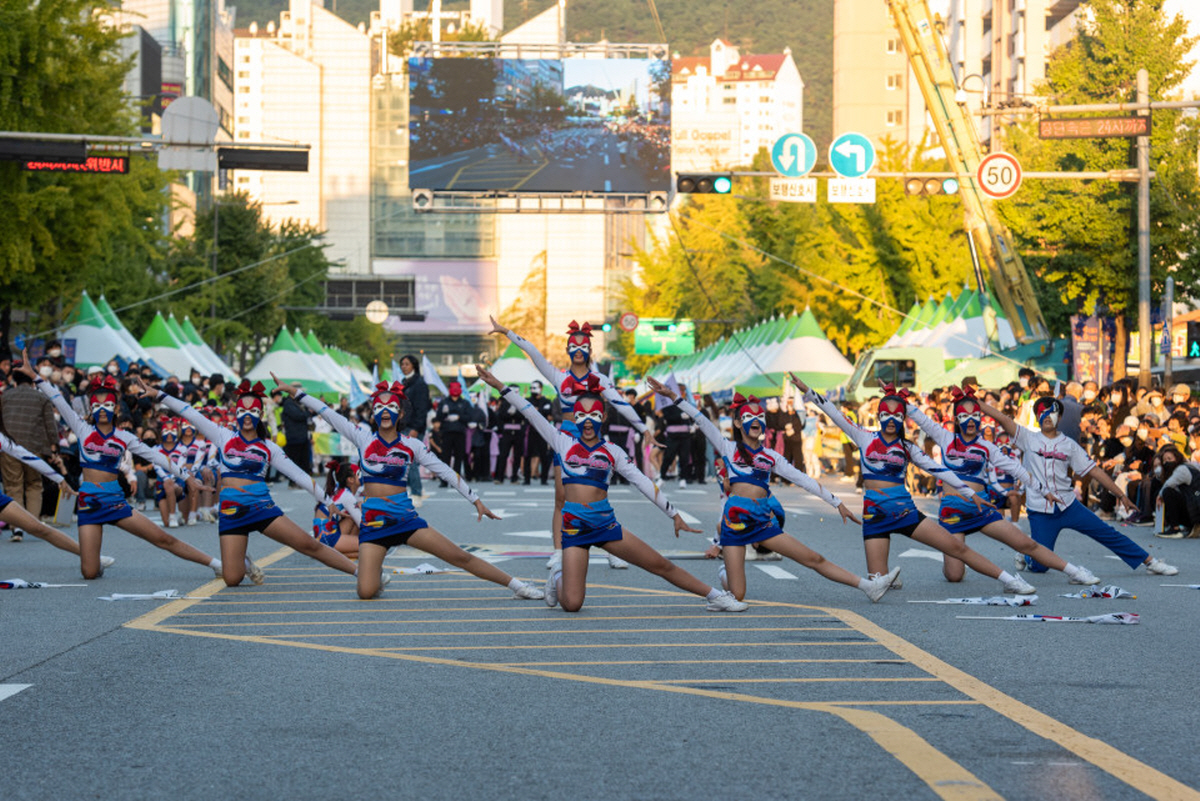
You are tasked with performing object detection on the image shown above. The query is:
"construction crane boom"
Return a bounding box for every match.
[885,0,1048,343]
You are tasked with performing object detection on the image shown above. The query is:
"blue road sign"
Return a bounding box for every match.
[771,133,816,178]
[828,132,876,178]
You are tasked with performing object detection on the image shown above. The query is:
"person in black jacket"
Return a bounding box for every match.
[493,384,525,483]
[522,381,554,485]
[280,394,314,474]
[468,398,493,481]
[435,381,472,480]
[657,384,693,485]
[398,354,431,502]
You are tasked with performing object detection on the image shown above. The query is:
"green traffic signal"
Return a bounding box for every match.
[904,176,959,196]
[677,173,733,194]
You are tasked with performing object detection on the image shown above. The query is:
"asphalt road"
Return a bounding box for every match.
[3,477,1198,800]
[410,127,667,193]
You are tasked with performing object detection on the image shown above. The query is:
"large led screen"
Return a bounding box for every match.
[408,57,671,193]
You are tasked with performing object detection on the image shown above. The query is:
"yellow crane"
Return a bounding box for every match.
[885,0,1049,343]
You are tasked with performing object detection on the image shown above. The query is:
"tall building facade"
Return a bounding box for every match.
[233,0,372,273]
[671,39,804,170]
[948,0,1085,143]
[831,0,930,157]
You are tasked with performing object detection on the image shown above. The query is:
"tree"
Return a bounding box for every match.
[996,0,1200,378]
[0,0,171,353]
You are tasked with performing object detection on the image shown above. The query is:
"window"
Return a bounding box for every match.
[324,278,415,316]
[237,71,250,79]
[723,97,736,104]
[871,360,916,387]
[886,38,901,54]
[886,73,903,90]
[886,110,904,126]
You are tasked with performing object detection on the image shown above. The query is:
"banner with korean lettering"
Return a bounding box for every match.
[1070,315,1114,386]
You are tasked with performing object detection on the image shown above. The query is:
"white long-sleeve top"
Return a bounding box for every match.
[0,431,64,485]
[674,398,841,509]
[155,393,326,504]
[295,392,479,506]
[504,330,647,434]
[804,389,976,497]
[500,387,677,518]
[905,404,1035,490]
[35,379,180,480]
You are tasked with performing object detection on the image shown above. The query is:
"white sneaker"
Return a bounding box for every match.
[1013,553,1027,572]
[546,550,562,571]
[211,561,224,579]
[678,479,687,488]
[99,555,116,569]
[606,552,629,570]
[747,549,782,562]
[512,581,545,600]
[545,570,560,608]
[863,567,901,602]
[245,557,266,586]
[868,571,902,590]
[705,591,748,612]
[1145,557,1179,576]
[373,571,392,598]
[168,515,179,528]
[410,494,424,509]
[717,564,728,591]
[185,516,196,527]
[1003,575,1037,594]
[1067,565,1101,585]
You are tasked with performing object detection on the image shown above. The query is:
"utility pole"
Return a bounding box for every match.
[1137,68,1152,389]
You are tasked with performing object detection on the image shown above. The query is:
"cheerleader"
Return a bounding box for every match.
[646,377,898,603]
[790,373,1036,594]
[16,354,221,580]
[177,416,212,523]
[904,387,1100,585]
[136,377,358,588]
[477,365,747,613]
[313,459,361,558]
[271,375,543,601]
[489,316,645,573]
[152,417,187,528]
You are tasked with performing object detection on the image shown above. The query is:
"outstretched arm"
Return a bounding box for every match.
[477,365,568,453]
[645,377,732,456]
[411,437,499,520]
[263,440,329,504]
[489,315,563,387]
[273,375,368,450]
[30,378,90,443]
[123,433,185,480]
[609,442,701,535]
[150,385,229,446]
[976,396,1018,437]
[0,433,66,486]
[904,403,953,449]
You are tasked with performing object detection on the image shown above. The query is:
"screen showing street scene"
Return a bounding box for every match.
[408,57,671,193]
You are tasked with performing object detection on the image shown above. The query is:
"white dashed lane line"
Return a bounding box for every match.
[755,565,799,580]
[0,685,32,703]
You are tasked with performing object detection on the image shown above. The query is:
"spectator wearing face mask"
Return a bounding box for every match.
[1168,384,1193,416]
[1155,446,1200,538]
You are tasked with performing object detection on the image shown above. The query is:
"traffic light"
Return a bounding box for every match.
[1187,321,1200,359]
[904,176,960,196]
[677,173,733,194]
[600,322,613,332]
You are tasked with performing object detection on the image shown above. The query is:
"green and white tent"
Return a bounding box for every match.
[472,341,557,396]
[95,295,159,366]
[140,312,201,377]
[245,328,338,397]
[296,329,350,393]
[758,308,853,391]
[60,292,139,368]
[180,316,238,379]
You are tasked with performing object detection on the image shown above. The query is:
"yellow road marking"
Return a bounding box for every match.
[830,607,1200,801]
[510,160,549,190]
[174,611,832,621]
[127,551,1200,801]
[163,623,850,634]
[360,641,881,650]
[496,659,909,666]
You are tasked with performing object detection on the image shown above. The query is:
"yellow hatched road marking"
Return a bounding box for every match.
[163,623,851,634]
[495,658,909,666]
[125,546,1200,801]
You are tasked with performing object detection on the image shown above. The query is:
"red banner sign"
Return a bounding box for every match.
[23,156,130,174]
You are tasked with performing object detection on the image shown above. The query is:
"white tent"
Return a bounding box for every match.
[60,292,137,368]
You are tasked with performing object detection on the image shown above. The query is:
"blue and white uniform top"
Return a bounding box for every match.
[154,393,326,502]
[674,398,842,510]
[317,486,363,529]
[1011,427,1096,514]
[295,392,479,506]
[35,379,179,479]
[804,390,976,497]
[905,404,1034,490]
[0,431,65,486]
[499,387,677,518]
[153,442,188,482]
[503,330,647,434]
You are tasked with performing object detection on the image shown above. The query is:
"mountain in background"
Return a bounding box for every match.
[230,0,834,151]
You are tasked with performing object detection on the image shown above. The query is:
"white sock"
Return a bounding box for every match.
[244,557,255,569]
[209,558,221,569]
[507,578,524,591]
[856,577,871,590]
[353,567,359,576]
[705,587,724,600]
[998,570,1016,584]
[1063,562,1079,576]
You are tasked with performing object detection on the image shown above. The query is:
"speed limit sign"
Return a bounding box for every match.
[977,152,1023,200]
[618,312,639,333]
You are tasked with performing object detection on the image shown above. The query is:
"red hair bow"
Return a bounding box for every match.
[325,459,341,471]
[371,381,406,401]
[236,379,267,399]
[732,393,762,414]
[577,374,602,394]
[89,375,120,397]
[566,320,593,339]
[949,385,978,403]
[878,381,912,401]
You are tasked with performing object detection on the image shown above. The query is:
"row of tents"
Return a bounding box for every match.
[59,292,372,399]
[883,287,1018,356]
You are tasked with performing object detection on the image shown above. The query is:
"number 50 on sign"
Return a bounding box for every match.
[977,152,1022,200]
